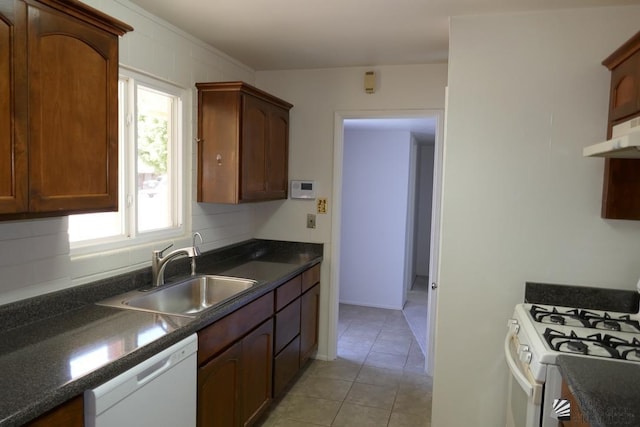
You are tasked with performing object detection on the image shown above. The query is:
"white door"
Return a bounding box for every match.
[424,89,447,375]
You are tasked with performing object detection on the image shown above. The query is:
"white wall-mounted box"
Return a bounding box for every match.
[290,180,316,199]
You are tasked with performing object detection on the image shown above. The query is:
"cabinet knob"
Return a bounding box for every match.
[431,282,438,290]
[216,154,222,165]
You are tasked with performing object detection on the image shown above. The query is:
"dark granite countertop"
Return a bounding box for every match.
[525,282,639,313]
[0,239,322,426]
[557,355,640,427]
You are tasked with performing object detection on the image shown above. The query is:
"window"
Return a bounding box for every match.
[69,70,185,249]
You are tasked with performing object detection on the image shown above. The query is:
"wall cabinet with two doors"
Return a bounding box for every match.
[600,30,640,220]
[196,81,293,204]
[0,0,131,219]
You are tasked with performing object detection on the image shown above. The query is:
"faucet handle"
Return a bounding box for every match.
[155,243,173,258]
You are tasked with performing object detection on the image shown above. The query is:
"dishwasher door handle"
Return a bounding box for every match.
[136,356,171,385]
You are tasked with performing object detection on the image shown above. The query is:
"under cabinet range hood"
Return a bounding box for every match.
[583,117,640,158]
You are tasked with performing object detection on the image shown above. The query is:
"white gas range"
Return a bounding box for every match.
[505,303,640,427]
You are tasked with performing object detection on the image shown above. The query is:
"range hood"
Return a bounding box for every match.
[583,132,640,158]
[584,118,640,158]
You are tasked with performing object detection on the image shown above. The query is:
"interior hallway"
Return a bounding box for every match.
[258,304,432,427]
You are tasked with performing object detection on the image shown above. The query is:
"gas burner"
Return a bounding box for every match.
[549,315,565,325]
[583,311,640,333]
[529,305,590,328]
[566,341,587,354]
[529,305,640,333]
[601,336,640,362]
[600,319,622,331]
[543,328,620,359]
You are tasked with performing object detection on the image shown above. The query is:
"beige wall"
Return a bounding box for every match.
[433,6,640,426]
[255,64,448,358]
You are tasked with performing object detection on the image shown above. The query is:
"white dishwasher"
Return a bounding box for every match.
[85,334,197,427]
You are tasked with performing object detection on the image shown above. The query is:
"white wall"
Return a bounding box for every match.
[256,64,447,358]
[0,0,268,304]
[432,6,640,427]
[339,129,411,310]
[255,64,448,358]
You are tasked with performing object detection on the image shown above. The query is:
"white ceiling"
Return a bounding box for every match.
[129,0,640,70]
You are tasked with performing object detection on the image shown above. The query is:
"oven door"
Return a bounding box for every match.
[504,333,543,427]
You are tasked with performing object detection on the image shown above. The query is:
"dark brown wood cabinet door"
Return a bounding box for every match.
[266,105,289,199]
[273,335,300,398]
[27,2,119,213]
[197,89,241,204]
[240,94,269,201]
[198,341,243,427]
[608,51,640,123]
[0,0,27,214]
[241,319,273,427]
[25,395,83,427]
[560,381,591,427]
[300,283,320,365]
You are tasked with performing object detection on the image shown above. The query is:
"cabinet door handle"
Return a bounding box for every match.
[216,154,222,165]
[194,137,203,143]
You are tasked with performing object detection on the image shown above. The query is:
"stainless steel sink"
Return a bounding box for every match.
[98,275,257,317]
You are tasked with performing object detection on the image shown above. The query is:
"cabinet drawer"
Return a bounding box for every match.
[274,298,301,354]
[273,335,300,398]
[198,292,274,365]
[302,264,320,293]
[275,275,301,311]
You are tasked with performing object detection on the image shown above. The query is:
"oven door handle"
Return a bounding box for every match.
[504,334,543,405]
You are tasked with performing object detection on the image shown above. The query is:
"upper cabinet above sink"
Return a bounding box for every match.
[195,81,293,204]
[0,0,132,220]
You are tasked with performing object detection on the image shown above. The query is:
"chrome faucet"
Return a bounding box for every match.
[191,232,203,276]
[152,238,201,287]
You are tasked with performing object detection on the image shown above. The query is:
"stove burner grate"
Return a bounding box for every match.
[543,328,620,359]
[530,305,640,333]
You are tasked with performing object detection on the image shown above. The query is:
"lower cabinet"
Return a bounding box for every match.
[198,341,243,427]
[24,395,83,427]
[241,320,274,425]
[197,292,274,427]
[197,263,321,423]
[272,264,321,397]
[560,380,591,427]
[198,319,273,427]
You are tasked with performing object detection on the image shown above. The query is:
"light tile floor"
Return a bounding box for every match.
[258,304,432,427]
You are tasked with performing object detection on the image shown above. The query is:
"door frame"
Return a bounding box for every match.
[328,108,445,375]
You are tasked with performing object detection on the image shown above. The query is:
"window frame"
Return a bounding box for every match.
[69,68,188,256]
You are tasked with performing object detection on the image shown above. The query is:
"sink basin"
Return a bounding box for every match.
[99,275,257,317]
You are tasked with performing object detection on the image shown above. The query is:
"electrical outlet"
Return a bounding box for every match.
[306,213,316,229]
[317,198,327,214]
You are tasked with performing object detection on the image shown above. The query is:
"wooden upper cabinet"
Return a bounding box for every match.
[0,0,27,214]
[0,0,132,218]
[601,30,640,220]
[604,35,640,124]
[196,81,293,204]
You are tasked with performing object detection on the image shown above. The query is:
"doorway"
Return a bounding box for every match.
[329,110,444,375]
